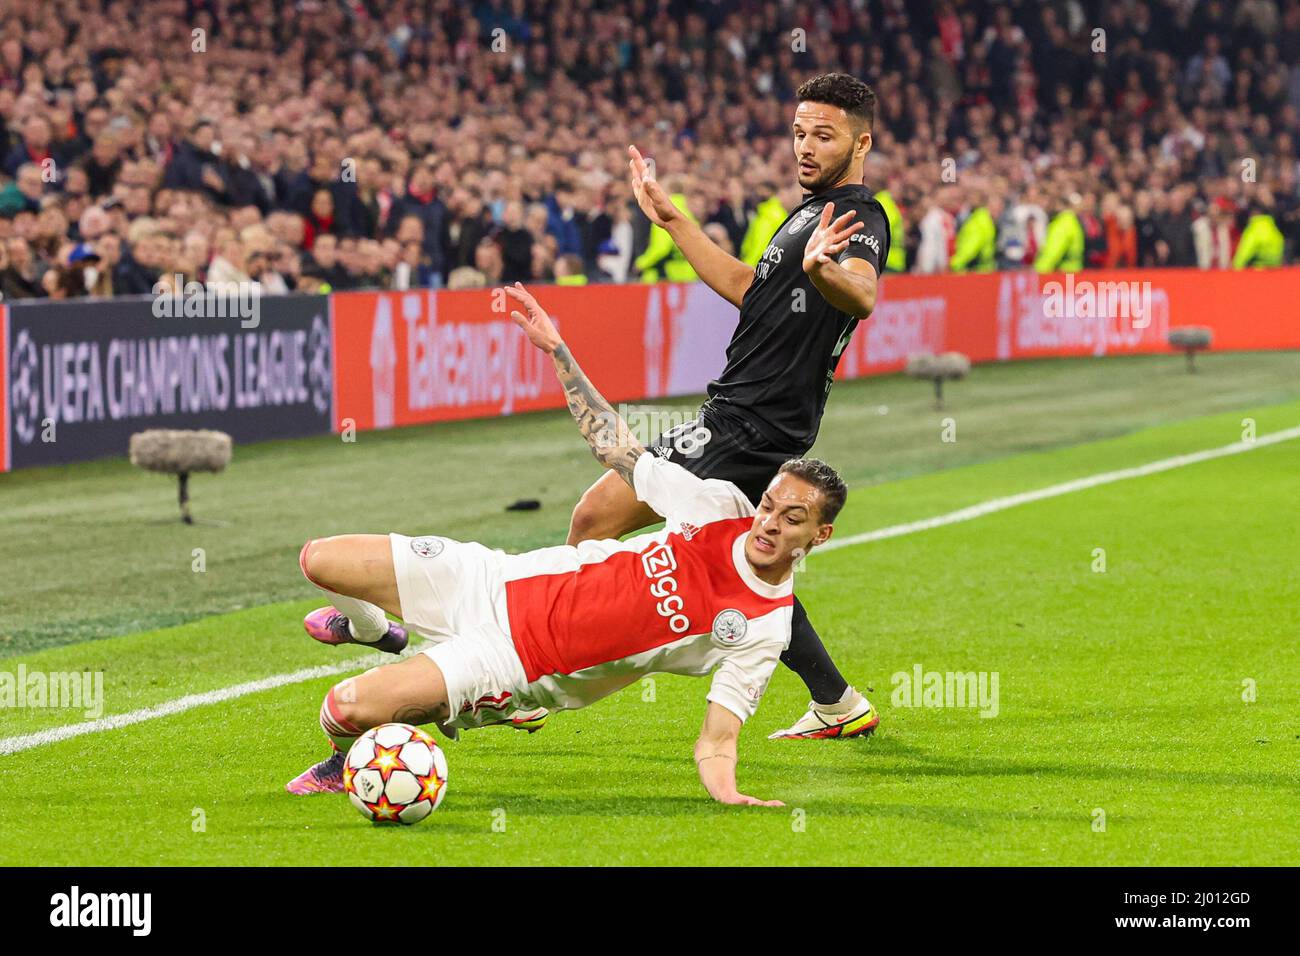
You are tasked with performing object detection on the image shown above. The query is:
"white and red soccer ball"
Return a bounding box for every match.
[344,723,448,825]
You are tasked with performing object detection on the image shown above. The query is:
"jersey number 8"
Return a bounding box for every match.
[665,420,713,458]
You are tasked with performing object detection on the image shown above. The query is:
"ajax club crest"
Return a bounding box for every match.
[409,536,446,558]
[711,609,748,646]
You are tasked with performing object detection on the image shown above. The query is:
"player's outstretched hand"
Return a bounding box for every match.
[718,792,786,808]
[802,201,864,274]
[628,145,680,227]
[504,282,562,354]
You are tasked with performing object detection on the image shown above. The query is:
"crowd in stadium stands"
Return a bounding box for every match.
[1,0,1298,303]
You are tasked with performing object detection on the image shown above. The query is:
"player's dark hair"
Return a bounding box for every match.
[777,458,847,523]
[796,73,876,132]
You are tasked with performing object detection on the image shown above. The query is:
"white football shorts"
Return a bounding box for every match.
[389,533,529,727]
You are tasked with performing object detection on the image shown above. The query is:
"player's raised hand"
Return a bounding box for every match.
[504,282,562,354]
[628,145,680,227]
[801,201,864,274]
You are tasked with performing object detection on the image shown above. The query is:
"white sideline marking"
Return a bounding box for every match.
[3,426,1296,756]
[0,654,401,757]
[817,425,1300,554]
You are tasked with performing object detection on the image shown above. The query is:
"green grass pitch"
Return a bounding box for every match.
[0,351,1297,866]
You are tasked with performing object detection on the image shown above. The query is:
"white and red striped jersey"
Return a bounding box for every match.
[500,453,794,722]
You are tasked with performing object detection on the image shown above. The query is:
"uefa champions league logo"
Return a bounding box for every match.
[10,329,41,445]
[711,609,747,646]
[307,315,332,415]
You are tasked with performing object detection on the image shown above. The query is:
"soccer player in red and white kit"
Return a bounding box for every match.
[286,284,849,805]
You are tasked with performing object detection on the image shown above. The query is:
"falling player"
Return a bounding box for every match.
[286,284,849,805]
[557,72,891,739]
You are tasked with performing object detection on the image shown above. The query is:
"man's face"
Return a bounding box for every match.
[410,166,433,194]
[395,215,423,243]
[133,235,159,267]
[83,108,109,140]
[24,117,50,149]
[7,238,30,267]
[313,235,338,266]
[97,234,121,265]
[744,473,833,576]
[791,101,869,192]
[17,166,43,199]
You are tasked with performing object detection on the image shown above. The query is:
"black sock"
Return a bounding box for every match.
[780,596,850,705]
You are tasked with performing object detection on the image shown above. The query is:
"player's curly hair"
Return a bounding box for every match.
[777,458,848,523]
[796,73,876,132]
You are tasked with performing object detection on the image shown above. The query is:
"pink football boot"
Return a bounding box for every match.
[285,751,346,795]
[303,606,409,655]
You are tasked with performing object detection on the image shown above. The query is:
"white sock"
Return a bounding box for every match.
[814,685,860,714]
[326,591,389,643]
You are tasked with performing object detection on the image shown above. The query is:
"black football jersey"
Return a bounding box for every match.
[705,184,890,451]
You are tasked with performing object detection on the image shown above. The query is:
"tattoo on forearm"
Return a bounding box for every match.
[552,343,644,485]
[394,704,446,726]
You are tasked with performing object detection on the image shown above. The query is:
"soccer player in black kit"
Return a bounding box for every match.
[543,73,891,739]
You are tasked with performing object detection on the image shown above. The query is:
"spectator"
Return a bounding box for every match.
[950,192,1001,273]
[554,252,587,285]
[303,188,338,252]
[634,176,699,282]
[446,190,492,271]
[208,232,253,287]
[1233,195,1286,268]
[545,182,583,256]
[1103,204,1139,270]
[82,132,123,198]
[916,188,959,274]
[1193,197,1237,269]
[1,236,41,299]
[474,236,504,286]
[3,114,58,178]
[0,163,45,218]
[1035,191,1085,273]
[1157,187,1198,267]
[390,163,447,283]
[0,0,1294,302]
[446,265,487,290]
[497,200,533,283]
[303,234,351,291]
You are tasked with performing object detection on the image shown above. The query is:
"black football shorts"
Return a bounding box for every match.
[648,402,804,507]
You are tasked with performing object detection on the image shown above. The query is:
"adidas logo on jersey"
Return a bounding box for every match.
[678,522,700,540]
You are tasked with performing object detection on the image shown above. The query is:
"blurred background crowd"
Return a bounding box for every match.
[1,0,1298,303]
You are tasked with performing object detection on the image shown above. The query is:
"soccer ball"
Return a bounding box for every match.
[344,723,448,825]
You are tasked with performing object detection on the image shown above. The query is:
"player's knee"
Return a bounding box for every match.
[300,537,343,591]
[320,680,369,737]
[300,538,325,587]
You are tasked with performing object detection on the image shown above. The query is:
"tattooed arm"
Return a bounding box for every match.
[549,342,645,484]
[504,283,645,486]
